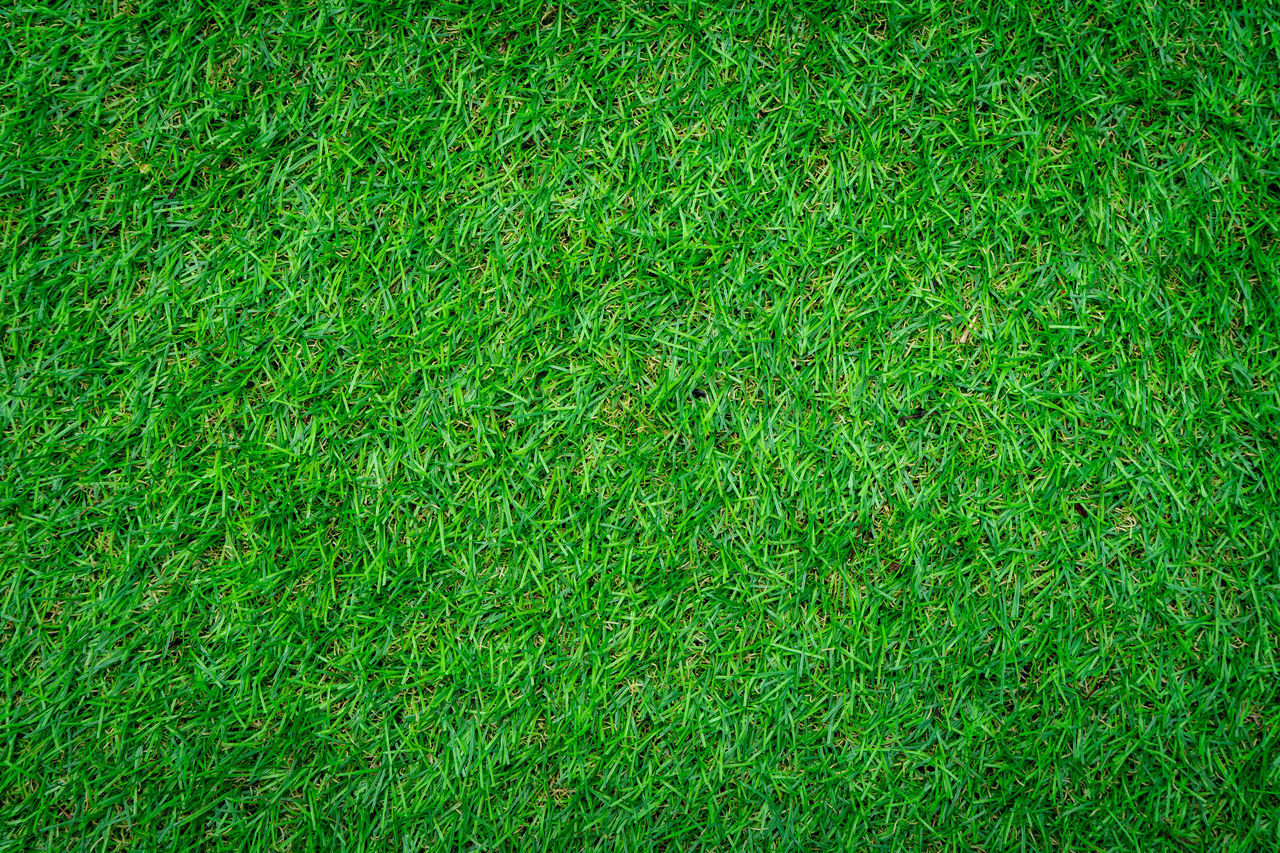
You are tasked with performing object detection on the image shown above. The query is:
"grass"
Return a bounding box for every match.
[2,0,1279,849]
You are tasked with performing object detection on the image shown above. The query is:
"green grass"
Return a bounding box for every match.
[2,0,1279,849]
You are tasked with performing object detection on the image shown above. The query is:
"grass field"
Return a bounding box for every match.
[3,0,1280,849]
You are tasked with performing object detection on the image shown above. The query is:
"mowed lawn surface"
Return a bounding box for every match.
[3,1,1279,849]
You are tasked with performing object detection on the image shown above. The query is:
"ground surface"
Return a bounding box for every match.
[2,1,1279,849]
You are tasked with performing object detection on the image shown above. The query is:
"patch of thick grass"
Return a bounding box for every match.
[2,0,1279,849]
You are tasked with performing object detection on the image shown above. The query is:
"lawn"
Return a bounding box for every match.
[2,0,1279,849]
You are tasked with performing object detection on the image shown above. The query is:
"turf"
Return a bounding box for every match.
[2,0,1280,849]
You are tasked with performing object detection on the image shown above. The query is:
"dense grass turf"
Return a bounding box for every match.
[3,0,1280,848]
